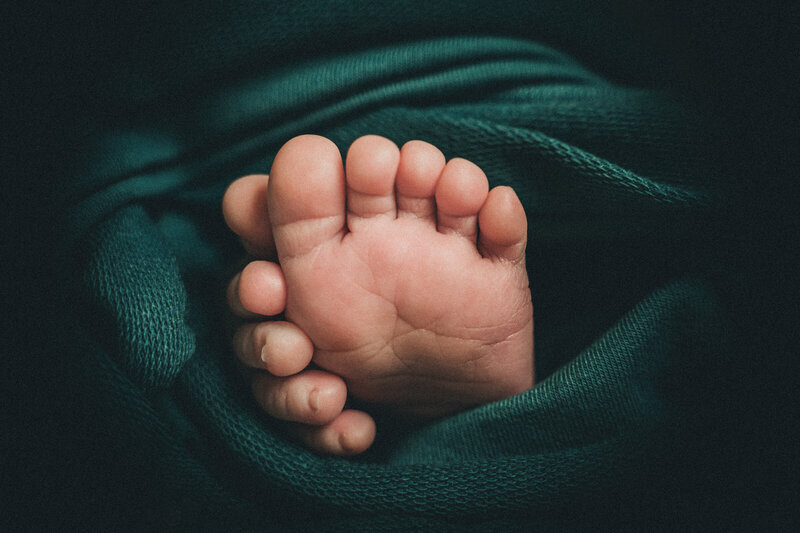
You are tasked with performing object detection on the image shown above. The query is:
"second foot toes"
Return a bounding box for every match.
[233,320,313,376]
[230,261,287,318]
[252,369,347,426]
[222,173,276,258]
[293,409,377,456]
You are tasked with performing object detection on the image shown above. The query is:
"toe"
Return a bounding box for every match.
[252,369,347,426]
[345,135,400,231]
[435,158,489,242]
[478,186,528,264]
[396,140,445,223]
[222,174,276,258]
[268,135,346,258]
[233,321,314,376]
[230,261,287,317]
[293,409,377,456]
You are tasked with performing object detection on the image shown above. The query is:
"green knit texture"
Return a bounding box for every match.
[51,2,781,529]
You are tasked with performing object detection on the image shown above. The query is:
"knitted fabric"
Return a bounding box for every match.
[28,1,794,529]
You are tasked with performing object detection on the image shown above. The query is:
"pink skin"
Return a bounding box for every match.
[223,135,533,455]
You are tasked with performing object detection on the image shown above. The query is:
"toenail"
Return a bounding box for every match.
[308,388,320,412]
[338,432,353,454]
[338,429,365,455]
[260,345,269,365]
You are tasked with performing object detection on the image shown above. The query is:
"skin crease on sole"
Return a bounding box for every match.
[223,135,534,455]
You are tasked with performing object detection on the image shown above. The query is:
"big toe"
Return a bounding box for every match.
[268,135,346,258]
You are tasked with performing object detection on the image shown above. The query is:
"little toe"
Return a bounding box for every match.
[395,140,446,223]
[230,261,287,317]
[435,158,489,242]
[233,321,313,376]
[293,409,376,456]
[252,369,347,426]
[345,135,400,231]
[222,174,276,258]
[268,135,346,258]
[478,186,528,264]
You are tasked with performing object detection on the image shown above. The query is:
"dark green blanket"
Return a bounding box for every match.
[10,2,797,530]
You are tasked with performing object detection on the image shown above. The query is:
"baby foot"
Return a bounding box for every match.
[224,173,377,456]
[262,134,534,419]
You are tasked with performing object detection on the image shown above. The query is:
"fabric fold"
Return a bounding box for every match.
[63,30,737,528]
